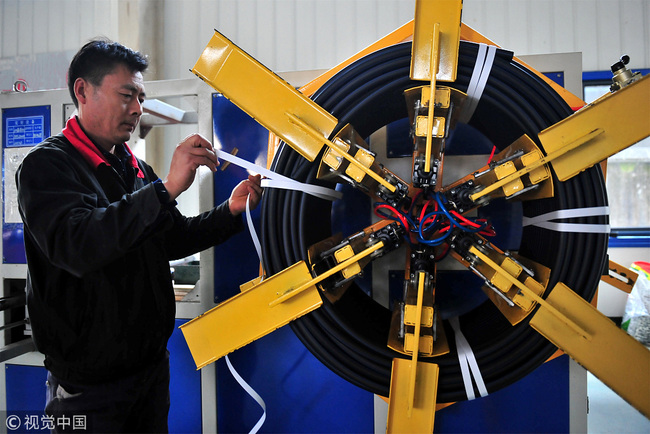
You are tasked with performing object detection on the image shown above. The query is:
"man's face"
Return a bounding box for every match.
[77,64,145,151]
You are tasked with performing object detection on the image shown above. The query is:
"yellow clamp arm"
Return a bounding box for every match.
[270,240,385,307]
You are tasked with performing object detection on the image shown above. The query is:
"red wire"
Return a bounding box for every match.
[419,199,435,223]
[487,145,497,164]
[374,204,410,231]
[450,210,482,228]
[375,198,497,246]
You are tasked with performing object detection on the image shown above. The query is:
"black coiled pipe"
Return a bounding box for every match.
[260,41,609,401]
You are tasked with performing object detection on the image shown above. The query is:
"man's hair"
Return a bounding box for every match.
[67,38,149,107]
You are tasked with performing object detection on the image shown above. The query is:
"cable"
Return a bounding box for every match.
[259,41,609,401]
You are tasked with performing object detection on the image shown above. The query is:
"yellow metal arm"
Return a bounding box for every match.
[270,240,385,307]
[449,233,650,419]
[385,269,439,432]
[180,261,322,369]
[409,0,463,182]
[180,241,385,369]
[192,30,396,194]
[410,0,462,82]
[469,129,603,202]
[469,74,650,202]
[530,283,650,419]
[424,24,440,175]
[181,220,405,370]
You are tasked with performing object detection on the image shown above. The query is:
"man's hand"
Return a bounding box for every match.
[228,174,263,216]
[163,134,219,201]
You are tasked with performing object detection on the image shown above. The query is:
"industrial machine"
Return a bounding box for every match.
[1,0,648,432]
[179,0,650,432]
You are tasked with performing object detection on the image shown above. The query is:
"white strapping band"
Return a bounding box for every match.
[522,206,610,234]
[225,355,267,434]
[217,149,342,202]
[459,44,497,124]
[245,195,264,269]
[219,148,341,278]
[450,317,488,400]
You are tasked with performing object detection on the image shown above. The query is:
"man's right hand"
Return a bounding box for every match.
[163,134,219,201]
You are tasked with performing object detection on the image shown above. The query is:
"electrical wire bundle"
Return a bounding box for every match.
[374,192,496,257]
[260,41,609,401]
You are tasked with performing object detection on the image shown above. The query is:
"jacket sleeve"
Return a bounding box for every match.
[136,157,246,261]
[163,200,245,261]
[17,145,173,277]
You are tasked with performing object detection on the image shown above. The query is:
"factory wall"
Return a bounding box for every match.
[1,0,649,84]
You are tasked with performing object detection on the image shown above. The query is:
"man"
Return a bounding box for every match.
[16,39,262,432]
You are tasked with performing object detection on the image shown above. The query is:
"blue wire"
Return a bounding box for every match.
[375,197,489,247]
[434,193,487,234]
[434,193,460,226]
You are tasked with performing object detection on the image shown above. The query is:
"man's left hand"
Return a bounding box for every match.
[228,174,263,216]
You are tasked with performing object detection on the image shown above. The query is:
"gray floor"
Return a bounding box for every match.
[588,372,650,433]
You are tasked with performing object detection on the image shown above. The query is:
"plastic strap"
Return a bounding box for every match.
[530,222,611,234]
[246,195,264,270]
[459,44,497,124]
[522,206,611,233]
[450,317,488,400]
[225,355,267,434]
[216,149,342,202]
[220,149,341,277]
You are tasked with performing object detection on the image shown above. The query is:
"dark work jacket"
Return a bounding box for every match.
[16,132,244,385]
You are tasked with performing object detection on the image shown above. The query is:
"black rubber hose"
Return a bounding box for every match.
[259,41,609,401]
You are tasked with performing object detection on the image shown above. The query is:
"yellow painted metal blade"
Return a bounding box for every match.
[180,261,322,369]
[270,240,385,307]
[406,271,427,416]
[192,31,338,162]
[538,74,650,181]
[387,358,439,433]
[530,282,650,418]
[410,0,462,82]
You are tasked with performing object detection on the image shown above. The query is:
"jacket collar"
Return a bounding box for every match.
[62,116,144,178]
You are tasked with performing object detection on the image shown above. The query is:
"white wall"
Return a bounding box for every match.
[157,0,650,79]
[463,0,650,71]
[1,0,649,87]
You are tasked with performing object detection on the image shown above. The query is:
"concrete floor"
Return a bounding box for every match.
[587,372,650,433]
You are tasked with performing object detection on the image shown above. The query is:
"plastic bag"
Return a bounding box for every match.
[622,261,650,346]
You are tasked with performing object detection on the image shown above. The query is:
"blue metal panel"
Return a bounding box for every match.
[169,319,202,434]
[583,69,649,83]
[217,325,374,433]
[210,95,374,433]
[385,118,412,158]
[5,364,47,433]
[211,94,269,304]
[435,354,571,432]
[2,105,51,264]
[543,72,565,88]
